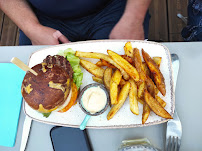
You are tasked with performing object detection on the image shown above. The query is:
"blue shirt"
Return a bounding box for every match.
[28,0,109,19]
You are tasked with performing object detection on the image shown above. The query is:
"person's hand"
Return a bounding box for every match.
[27,25,70,45]
[109,17,144,40]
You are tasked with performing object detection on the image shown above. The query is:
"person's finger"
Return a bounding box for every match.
[58,34,70,43]
[53,30,62,39]
[53,30,69,43]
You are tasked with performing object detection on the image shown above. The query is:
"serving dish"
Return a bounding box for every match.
[24,40,174,129]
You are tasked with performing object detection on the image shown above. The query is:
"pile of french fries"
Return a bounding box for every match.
[76,42,172,124]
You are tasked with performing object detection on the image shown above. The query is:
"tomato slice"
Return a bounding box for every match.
[58,82,78,113]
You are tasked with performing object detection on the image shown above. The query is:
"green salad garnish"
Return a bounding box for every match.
[58,48,83,89]
[42,112,51,118]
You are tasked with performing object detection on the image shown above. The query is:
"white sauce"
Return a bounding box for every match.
[82,86,107,114]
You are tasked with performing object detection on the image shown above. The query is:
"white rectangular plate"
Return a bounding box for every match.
[24,40,174,129]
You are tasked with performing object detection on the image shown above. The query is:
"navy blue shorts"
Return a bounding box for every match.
[19,0,150,45]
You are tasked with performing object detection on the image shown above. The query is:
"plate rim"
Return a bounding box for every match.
[23,39,175,129]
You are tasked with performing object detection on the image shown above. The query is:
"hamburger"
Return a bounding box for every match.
[22,55,74,115]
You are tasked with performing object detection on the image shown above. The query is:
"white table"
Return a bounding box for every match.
[0,42,202,151]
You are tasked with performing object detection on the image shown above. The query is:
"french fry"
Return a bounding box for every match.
[110,70,122,105]
[142,63,159,96]
[143,57,162,69]
[111,69,122,85]
[121,55,133,64]
[107,50,139,82]
[144,90,172,119]
[92,76,103,84]
[142,76,156,124]
[100,59,116,68]
[133,48,146,83]
[119,78,126,87]
[143,57,162,85]
[138,98,144,104]
[141,68,160,124]
[142,62,151,77]
[110,82,118,105]
[142,49,166,96]
[153,57,162,67]
[145,75,156,97]
[142,55,162,96]
[124,41,133,57]
[149,57,162,83]
[96,60,103,67]
[155,87,159,95]
[103,67,112,90]
[75,51,129,80]
[80,59,104,78]
[129,79,139,115]
[107,82,130,120]
[142,102,150,124]
[138,82,146,99]
[155,95,166,108]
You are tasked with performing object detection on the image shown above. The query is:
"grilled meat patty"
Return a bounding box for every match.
[43,55,73,79]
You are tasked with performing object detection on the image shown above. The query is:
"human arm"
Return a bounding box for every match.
[0,0,69,45]
[109,0,151,40]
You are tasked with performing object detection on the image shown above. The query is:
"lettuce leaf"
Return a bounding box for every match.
[58,48,75,56]
[42,112,51,118]
[58,48,83,89]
